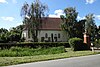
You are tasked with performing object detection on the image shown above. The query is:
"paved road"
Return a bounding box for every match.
[4,54,100,67]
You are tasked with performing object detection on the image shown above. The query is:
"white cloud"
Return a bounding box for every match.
[49,14,61,18]
[77,16,82,20]
[54,9,64,15]
[12,0,17,4]
[95,15,100,20]
[0,0,8,3]
[1,17,14,22]
[77,16,85,20]
[17,22,23,26]
[49,9,64,18]
[85,0,96,4]
[78,15,100,21]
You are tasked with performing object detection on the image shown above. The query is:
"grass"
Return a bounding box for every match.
[0,48,100,66]
[0,46,65,57]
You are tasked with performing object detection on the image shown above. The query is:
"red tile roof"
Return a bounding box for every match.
[40,17,62,30]
[23,17,62,31]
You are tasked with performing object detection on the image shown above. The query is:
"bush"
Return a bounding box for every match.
[94,39,100,48]
[0,42,70,49]
[0,46,65,57]
[69,38,88,51]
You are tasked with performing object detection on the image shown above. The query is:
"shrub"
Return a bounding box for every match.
[69,38,87,51]
[0,42,70,49]
[0,46,65,57]
[94,39,100,48]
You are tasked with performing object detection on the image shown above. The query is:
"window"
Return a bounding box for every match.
[41,37,44,42]
[51,33,53,42]
[58,33,60,38]
[45,33,48,38]
[23,34,25,37]
[55,34,57,37]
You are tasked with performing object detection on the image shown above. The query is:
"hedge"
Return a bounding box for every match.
[0,42,70,49]
[69,38,88,51]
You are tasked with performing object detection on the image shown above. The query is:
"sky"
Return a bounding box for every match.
[0,0,100,29]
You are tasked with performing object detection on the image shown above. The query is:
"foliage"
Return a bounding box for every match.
[0,28,9,43]
[60,7,97,42]
[0,42,70,49]
[73,20,86,39]
[0,50,97,66]
[9,25,24,42]
[60,7,78,40]
[21,0,48,42]
[95,25,100,41]
[69,38,88,51]
[0,28,8,33]
[0,25,24,43]
[0,46,65,57]
[85,14,96,41]
[94,39,100,48]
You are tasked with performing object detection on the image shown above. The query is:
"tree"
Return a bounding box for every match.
[74,19,86,38]
[0,25,24,43]
[85,14,96,41]
[0,28,8,43]
[21,0,48,42]
[94,26,100,40]
[0,28,8,34]
[60,7,78,40]
[9,25,24,42]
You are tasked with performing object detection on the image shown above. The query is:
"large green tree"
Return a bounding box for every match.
[60,7,78,40]
[85,14,96,41]
[21,0,48,42]
[74,19,86,38]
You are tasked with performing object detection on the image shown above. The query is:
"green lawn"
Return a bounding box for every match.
[0,49,99,66]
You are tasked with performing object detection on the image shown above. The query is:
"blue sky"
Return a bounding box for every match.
[0,0,100,29]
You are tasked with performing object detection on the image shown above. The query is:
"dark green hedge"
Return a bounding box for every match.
[0,42,70,49]
[69,38,88,51]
